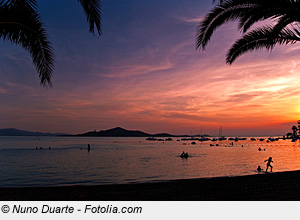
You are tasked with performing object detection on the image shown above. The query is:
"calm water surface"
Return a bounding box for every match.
[1,136,300,187]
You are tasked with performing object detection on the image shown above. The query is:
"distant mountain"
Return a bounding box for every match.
[78,127,151,137]
[0,127,209,137]
[0,128,69,136]
[78,127,182,137]
[77,127,204,137]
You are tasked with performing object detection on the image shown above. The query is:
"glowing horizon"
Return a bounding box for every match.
[0,0,300,136]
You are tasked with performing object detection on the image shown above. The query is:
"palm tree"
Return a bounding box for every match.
[197,0,300,64]
[0,0,101,87]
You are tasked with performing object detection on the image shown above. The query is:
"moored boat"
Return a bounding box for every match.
[146,137,157,141]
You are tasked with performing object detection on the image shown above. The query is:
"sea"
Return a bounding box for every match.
[1,136,300,187]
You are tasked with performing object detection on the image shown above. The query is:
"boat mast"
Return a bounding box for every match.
[218,126,222,137]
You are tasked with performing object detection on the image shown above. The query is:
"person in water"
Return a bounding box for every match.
[180,151,188,158]
[87,144,91,152]
[257,165,262,172]
[264,157,273,172]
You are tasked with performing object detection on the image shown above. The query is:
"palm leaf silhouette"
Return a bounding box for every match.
[0,0,102,87]
[197,0,300,63]
[78,0,102,35]
[227,26,300,64]
[0,0,53,86]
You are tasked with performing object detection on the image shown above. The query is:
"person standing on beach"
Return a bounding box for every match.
[264,157,273,172]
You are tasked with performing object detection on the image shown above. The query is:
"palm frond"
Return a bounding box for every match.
[197,0,300,50]
[237,8,275,33]
[196,0,260,50]
[0,0,54,86]
[0,0,103,87]
[237,0,299,33]
[78,0,102,36]
[272,15,298,34]
[226,26,300,64]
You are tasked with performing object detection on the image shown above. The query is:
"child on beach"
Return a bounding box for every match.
[264,157,273,172]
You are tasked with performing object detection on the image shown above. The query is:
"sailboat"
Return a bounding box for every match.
[198,126,210,141]
[218,126,227,141]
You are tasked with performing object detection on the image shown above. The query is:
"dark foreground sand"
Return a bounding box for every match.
[2,170,300,201]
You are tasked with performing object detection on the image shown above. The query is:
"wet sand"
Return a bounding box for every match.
[1,170,300,201]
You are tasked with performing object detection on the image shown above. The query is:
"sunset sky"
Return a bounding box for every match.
[1,0,300,136]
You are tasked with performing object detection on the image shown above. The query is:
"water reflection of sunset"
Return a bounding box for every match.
[1,137,300,186]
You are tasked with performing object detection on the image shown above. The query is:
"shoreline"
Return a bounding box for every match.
[2,170,300,200]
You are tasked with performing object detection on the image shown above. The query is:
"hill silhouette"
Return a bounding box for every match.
[77,127,177,137]
[0,128,68,136]
[0,127,210,137]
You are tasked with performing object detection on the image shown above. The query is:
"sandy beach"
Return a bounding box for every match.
[1,170,300,201]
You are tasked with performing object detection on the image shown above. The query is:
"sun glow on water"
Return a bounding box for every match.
[1,136,300,187]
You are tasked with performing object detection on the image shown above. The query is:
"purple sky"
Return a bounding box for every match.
[0,0,300,136]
